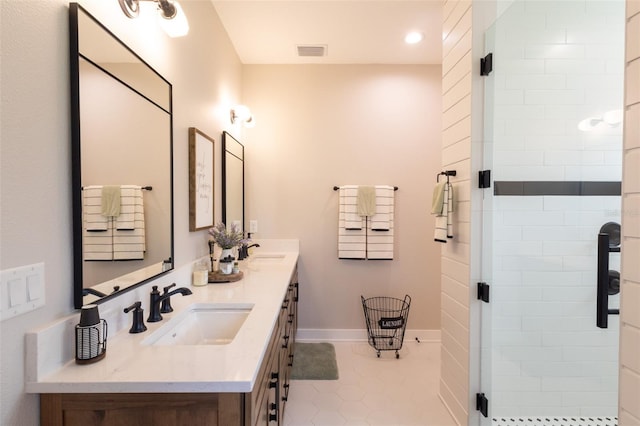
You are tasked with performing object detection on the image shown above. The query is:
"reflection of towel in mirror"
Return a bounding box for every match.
[101,185,121,217]
[114,185,146,260]
[339,186,366,259]
[433,182,454,243]
[83,221,114,260]
[83,186,108,231]
[83,185,112,260]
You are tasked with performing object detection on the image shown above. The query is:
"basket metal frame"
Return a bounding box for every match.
[361,294,411,358]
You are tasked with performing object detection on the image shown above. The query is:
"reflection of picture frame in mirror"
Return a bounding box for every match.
[189,128,214,231]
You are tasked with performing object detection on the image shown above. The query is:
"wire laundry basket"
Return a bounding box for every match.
[361,294,411,358]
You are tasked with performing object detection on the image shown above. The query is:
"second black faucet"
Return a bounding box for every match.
[147,284,192,323]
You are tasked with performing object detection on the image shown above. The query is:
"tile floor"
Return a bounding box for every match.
[492,417,618,426]
[283,340,457,426]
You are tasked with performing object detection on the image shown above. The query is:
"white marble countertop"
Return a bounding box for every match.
[26,241,298,394]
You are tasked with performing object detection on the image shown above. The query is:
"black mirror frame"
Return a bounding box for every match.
[221,131,245,233]
[69,3,175,309]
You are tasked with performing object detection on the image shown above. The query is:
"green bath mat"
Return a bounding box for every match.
[290,342,339,380]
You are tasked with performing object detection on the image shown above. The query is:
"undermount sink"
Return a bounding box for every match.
[249,253,286,264]
[142,303,253,346]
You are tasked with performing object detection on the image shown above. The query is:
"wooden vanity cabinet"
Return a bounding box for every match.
[250,265,298,426]
[40,266,299,426]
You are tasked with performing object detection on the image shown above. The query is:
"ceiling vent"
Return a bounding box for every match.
[297,45,327,57]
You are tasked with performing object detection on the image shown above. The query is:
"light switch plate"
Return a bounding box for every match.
[250,220,258,233]
[1,263,45,321]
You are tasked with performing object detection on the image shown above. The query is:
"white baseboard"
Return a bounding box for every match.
[295,328,441,343]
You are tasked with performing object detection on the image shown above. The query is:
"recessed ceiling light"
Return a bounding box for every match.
[405,31,424,44]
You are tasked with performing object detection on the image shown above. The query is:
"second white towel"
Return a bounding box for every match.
[433,182,454,243]
[367,186,394,260]
[339,186,366,259]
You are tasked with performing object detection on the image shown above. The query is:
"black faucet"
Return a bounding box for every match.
[82,288,107,298]
[147,284,192,323]
[160,283,177,314]
[238,243,261,260]
[124,301,147,333]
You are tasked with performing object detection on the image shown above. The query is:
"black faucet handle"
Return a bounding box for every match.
[124,301,147,334]
[160,283,177,314]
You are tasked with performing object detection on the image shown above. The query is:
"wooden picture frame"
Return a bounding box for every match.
[189,127,214,231]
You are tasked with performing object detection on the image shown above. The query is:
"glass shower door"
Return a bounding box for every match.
[482,1,625,425]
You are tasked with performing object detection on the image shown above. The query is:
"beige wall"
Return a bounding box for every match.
[241,64,443,331]
[0,1,242,424]
[620,1,640,423]
[440,0,474,424]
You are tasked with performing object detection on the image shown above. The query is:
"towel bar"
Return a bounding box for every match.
[436,170,457,182]
[333,186,398,191]
[82,185,152,191]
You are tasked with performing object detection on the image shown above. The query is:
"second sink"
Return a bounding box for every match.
[142,303,253,346]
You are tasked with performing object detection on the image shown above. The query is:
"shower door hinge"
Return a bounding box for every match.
[480,53,493,76]
[476,393,489,417]
[477,282,490,303]
[479,170,491,189]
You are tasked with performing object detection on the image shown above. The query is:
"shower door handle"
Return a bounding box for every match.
[597,232,620,329]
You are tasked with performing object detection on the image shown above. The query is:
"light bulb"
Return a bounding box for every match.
[158,1,189,38]
[405,31,424,44]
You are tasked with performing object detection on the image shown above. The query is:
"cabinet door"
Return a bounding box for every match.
[255,353,279,426]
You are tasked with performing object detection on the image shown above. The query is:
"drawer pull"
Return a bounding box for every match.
[269,372,278,388]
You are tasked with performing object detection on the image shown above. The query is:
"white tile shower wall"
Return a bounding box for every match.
[493,195,621,416]
[492,0,625,183]
[490,0,624,417]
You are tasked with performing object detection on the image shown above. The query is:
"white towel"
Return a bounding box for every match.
[83,186,108,231]
[367,185,394,260]
[83,185,112,260]
[340,185,365,230]
[114,185,146,260]
[370,186,394,231]
[434,182,454,243]
[115,186,143,230]
[83,218,114,261]
[338,186,366,259]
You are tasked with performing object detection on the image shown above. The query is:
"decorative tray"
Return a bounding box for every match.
[208,270,243,283]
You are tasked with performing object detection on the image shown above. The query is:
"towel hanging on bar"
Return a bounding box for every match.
[336,185,395,260]
[433,181,454,243]
[338,186,366,259]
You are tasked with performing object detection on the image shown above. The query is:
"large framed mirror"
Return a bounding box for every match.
[70,4,174,308]
[222,132,244,232]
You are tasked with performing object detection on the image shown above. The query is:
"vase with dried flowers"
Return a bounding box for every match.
[208,223,246,272]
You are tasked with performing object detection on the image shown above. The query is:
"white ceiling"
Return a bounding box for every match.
[208,1,443,65]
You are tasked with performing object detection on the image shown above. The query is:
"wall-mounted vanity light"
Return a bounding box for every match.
[578,109,623,132]
[118,0,189,38]
[230,105,255,128]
